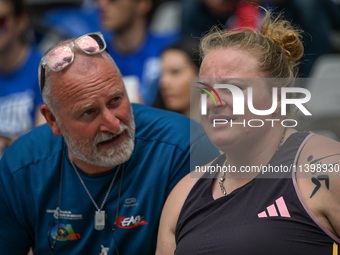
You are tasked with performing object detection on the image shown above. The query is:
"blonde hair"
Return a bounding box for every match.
[200,8,304,80]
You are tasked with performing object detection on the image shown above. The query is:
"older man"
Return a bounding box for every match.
[0,32,219,255]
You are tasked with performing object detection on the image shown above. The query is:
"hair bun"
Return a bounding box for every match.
[261,10,304,66]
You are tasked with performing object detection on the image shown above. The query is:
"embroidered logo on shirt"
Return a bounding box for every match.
[46,208,83,220]
[99,245,109,255]
[123,197,138,207]
[116,215,148,229]
[50,223,81,241]
[258,196,291,218]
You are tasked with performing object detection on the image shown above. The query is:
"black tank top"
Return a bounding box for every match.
[175,132,340,255]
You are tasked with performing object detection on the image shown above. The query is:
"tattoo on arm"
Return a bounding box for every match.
[310,177,320,198]
[310,175,329,198]
[309,153,340,165]
[307,155,336,198]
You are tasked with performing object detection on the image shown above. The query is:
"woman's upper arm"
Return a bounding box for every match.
[156,172,201,255]
[297,134,340,237]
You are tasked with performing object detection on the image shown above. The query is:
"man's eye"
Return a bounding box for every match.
[83,109,93,116]
[109,97,122,106]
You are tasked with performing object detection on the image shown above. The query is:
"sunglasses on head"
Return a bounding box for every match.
[39,32,107,93]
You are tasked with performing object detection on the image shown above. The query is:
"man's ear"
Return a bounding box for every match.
[40,105,62,136]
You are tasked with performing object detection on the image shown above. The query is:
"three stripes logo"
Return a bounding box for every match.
[258,196,291,218]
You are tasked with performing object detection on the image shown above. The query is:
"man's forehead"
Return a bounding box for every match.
[74,88,125,112]
[53,72,126,117]
[52,56,123,92]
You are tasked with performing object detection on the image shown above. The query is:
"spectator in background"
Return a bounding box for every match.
[181,0,261,39]
[0,0,45,158]
[158,38,201,122]
[97,0,178,106]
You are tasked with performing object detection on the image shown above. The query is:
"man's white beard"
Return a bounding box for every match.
[60,112,135,168]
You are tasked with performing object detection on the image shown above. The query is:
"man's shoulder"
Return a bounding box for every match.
[132,104,220,170]
[132,104,194,146]
[2,124,63,174]
[132,103,191,129]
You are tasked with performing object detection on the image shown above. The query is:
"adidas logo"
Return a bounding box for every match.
[258,196,291,218]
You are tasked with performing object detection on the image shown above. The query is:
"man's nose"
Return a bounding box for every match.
[99,108,121,134]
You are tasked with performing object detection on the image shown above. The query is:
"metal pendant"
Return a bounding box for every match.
[95,210,105,231]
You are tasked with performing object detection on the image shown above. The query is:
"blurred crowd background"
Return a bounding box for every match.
[1,0,340,158]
